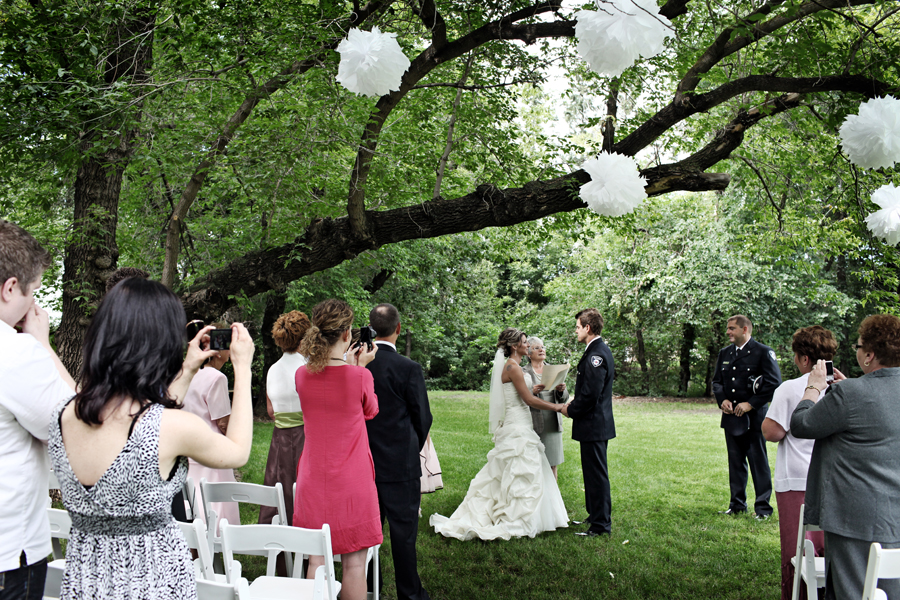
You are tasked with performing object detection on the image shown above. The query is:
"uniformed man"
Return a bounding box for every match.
[562,308,616,537]
[712,314,782,518]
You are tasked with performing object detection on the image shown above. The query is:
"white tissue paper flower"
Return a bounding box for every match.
[575,0,674,77]
[865,183,900,245]
[580,152,648,217]
[838,96,900,170]
[336,27,411,97]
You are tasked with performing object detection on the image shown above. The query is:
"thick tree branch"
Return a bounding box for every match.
[182,165,725,319]
[411,0,447,49]
[160,1,396,289]
[677,0,879,98]
[183,88,813,319]
[346,4,575,240]
[616,73,898,158]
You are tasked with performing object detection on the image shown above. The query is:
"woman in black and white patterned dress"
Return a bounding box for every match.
[47,278,256,599]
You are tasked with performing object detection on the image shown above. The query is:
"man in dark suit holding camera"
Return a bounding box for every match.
[366,303,432,600]
[561,308,616,538]
[712,314,781,518]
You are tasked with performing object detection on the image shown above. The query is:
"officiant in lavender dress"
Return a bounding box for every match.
[523,336,567,479]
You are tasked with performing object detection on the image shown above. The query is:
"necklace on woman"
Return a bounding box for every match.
[329,357,346,363]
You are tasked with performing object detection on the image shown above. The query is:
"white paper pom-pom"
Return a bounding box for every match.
[336,27,411,97]
[580,152,648,217]
[865,183,900,245]
[575,0,674,77]
[838,96,900,170]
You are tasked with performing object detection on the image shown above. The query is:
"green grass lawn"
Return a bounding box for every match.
[236,392,781,600]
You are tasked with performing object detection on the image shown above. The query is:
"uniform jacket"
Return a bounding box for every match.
[791,368,900,540]
[365,343,433,483]
[568,337,616,442]
[523,362,568,434]
[712,338,782,435]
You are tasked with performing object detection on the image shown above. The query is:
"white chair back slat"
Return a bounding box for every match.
[863,542,900,600]
[791,504,825,600]
[199,479,292,576]
[221,520,339,600]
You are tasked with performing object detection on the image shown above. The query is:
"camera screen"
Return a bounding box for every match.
[209,328,232,350]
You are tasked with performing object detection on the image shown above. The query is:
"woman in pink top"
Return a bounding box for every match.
[182,323,240,532]
[294,299,381,600]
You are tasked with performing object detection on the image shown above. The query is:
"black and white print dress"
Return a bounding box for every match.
[49,400,197,600]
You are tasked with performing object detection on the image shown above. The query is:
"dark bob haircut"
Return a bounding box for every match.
[74,278,187,425]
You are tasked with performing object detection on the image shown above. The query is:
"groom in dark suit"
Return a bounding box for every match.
[562,308,616,537]
[366,303,432,600]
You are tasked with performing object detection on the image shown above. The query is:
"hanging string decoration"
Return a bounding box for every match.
[336,27,411,97]
[575,0,674,77]
[865,183,900,245]
[580,152,648,217]
[838,96,900,170]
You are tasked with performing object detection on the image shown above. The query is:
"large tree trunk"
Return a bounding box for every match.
[635,327,649,395]
[679,323,696,396]
[258,291,287,418]
[57,147,125,374]
[56,10,155,376]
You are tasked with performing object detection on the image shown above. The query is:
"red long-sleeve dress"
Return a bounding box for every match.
[293,364,383,554]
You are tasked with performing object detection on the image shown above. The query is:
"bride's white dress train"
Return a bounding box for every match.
[430,382,568,540]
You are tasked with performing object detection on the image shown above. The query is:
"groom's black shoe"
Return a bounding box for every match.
[575,530,609,538]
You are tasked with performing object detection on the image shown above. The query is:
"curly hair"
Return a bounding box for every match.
[272,311,311,352]
[300,299,354,373]
[791,325,838,363]
[497,327,526,358]
[858,314,900,367]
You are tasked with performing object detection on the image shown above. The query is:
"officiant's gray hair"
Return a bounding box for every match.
[526,336,543,355]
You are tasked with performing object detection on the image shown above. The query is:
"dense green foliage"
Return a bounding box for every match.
[0,0,898,391]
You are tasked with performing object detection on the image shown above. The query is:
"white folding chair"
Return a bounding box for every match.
[48,469,61,491]
[184,476,197,521]
[221,520,341,600]
[292,482,380,600]
[791,504,825,600]
[200,479,292,576]
[196,578,252,600]
[862,542,900,600]
[44,508,71,598]
[178,518,220,582]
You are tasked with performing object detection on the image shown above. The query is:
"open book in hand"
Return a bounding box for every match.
[541,364,570,391]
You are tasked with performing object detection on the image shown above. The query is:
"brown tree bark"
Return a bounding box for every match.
[258,290,287,418]
[57,10,155,376]
[679,323,696,396]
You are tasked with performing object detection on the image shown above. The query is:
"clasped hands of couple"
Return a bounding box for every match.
[531,383,574,418]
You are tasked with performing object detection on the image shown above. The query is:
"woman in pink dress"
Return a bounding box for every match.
[294,299,381,600]
[182,325,240,533]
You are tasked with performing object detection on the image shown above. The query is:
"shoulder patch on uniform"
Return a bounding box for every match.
[769,350,777,361]
[591,355,603,367]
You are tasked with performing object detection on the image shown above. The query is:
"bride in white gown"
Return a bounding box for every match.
[430,328,569,540]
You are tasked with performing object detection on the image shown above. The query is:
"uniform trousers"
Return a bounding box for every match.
[580,440,611,534]
[724,429,772,515]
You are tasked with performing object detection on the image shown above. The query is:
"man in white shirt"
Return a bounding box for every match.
[0,220,76,600]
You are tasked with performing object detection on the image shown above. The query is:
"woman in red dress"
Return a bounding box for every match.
[293,299,381,600]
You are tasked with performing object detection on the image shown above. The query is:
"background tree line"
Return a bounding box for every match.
[1,0,897,404]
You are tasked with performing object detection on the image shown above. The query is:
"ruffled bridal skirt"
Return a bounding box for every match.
[430,426,568,541]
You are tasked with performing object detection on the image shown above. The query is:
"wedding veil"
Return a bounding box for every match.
[488,349,506,435]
